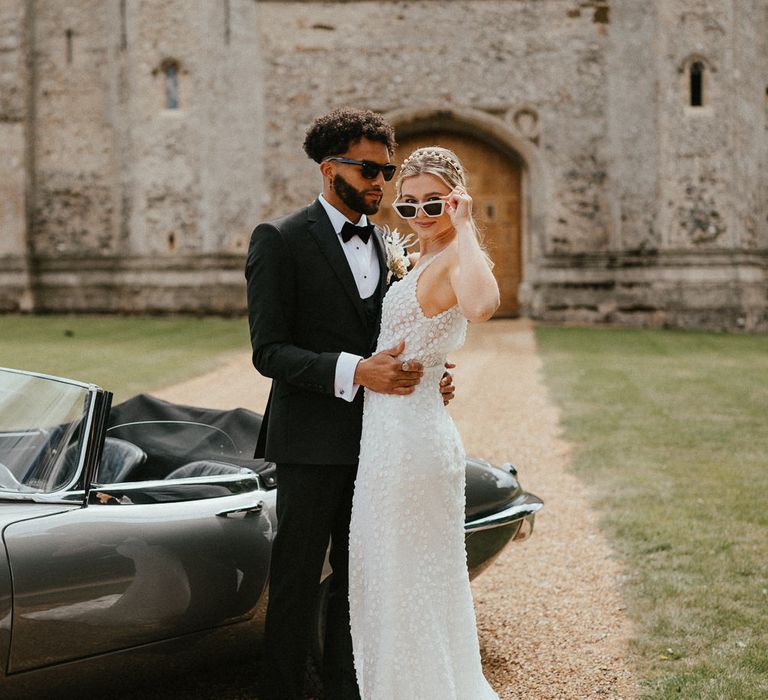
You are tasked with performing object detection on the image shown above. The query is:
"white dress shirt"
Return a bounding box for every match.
[317,194,381,403]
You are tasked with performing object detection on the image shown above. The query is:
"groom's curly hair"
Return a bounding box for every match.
[303,107,397,163]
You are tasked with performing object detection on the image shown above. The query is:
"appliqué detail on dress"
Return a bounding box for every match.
[349,250,498,699]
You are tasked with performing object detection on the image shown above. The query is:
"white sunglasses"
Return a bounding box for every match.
[392,199,446,219]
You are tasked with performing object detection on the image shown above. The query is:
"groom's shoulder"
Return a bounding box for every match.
[265,206,309,232]
[252,201,318,239]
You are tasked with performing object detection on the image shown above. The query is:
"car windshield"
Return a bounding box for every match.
[0,369,92,494]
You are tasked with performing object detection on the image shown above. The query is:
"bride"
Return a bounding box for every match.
[348,146,501,699]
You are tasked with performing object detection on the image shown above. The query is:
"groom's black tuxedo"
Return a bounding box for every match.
[245,198,388,700]
[246,198,388,465]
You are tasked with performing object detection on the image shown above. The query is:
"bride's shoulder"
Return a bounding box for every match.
[441,242,460,267]
[407,252,420,269]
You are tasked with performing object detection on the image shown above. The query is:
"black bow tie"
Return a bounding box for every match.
[340,221,374,244]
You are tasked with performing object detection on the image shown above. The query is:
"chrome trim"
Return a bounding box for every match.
[464,495,543,533]
[513,515,535,541]
[29,490,87,505]
[0,366,100,391]
[216,500,265,518]
[58,387,98,493]
[86,472,263,506]
[114,472,262,490]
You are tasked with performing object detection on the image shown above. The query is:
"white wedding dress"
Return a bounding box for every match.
[349,250,498,700]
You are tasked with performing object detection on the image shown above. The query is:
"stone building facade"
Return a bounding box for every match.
[1,0,766,329]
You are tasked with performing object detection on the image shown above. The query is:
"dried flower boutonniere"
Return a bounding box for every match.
[380,225,416,285]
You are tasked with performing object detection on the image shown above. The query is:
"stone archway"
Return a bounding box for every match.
[379,106,548,319]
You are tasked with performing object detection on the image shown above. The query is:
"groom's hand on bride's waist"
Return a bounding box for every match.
[354,340,423,395]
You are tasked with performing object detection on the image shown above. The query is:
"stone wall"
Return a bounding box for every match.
[31,0,119,258]
[0,0,33,311]
[4,0,263,313]
[256,0,767,330]
[257,0,615,259]
[0,0,765,329]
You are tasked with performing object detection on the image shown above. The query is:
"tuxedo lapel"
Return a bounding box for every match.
[372,226,389,298]
[307,200,368,328]
[370,226,389,345]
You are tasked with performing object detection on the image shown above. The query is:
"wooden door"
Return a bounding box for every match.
[375,131,522,317]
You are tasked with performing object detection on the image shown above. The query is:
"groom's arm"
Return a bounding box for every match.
[245,223,338,395]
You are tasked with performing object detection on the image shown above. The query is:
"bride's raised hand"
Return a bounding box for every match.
[445,185,473,229]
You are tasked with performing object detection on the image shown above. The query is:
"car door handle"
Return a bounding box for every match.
[216,501,264,518]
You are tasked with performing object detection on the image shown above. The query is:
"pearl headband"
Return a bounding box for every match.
[400,149,464,178]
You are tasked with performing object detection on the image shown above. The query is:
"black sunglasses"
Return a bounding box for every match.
[323,157,397,181]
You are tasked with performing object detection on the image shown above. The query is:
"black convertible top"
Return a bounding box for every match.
[106,394,268,481]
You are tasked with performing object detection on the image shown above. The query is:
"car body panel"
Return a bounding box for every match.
[465,457,524,519]
[0,503,76,530]
[4,486,273,673]
[465,492,543,578]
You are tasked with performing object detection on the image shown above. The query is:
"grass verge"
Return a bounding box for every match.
[0,315,250,402]
[535,325,768,700]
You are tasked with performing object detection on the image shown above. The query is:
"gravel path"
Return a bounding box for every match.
[155,319,637,699]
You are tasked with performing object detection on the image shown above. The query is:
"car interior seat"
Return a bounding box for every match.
[164,460,256,480]
[94,437,149,483]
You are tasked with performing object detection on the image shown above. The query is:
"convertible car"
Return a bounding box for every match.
[0,366,542,697]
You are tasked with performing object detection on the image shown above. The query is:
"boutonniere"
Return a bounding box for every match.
[381,225,415,284]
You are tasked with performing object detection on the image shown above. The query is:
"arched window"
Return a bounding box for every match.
[690,61,704,107]
[165,61,179,109]
[156,59,181,109]
[680,56,715,109]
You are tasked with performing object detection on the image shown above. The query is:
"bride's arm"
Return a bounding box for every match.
[447,189,500,322]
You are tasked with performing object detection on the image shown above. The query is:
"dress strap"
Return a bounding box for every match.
[411,247,449,279]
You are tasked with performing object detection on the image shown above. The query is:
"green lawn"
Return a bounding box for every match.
[3,316,766,696]
[0,315,250,402]
[535,325,768,700]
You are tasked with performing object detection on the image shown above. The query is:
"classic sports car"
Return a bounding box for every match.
[0,367,542,697]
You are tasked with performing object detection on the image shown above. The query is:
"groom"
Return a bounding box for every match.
[245,107,454,699]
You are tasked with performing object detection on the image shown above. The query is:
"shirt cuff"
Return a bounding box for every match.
[335,352,362,402]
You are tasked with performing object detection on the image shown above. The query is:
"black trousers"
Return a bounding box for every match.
[261,463,361,700]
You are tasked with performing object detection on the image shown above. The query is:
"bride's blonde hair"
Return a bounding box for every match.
[395,146,492,266]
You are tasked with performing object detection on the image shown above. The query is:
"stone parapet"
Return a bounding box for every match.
[528,250,768,331]
[27,254,247,315]
[3,249,762,332]
[0,256,34,312]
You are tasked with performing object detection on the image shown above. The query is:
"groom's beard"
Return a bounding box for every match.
[332,173,382,216]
